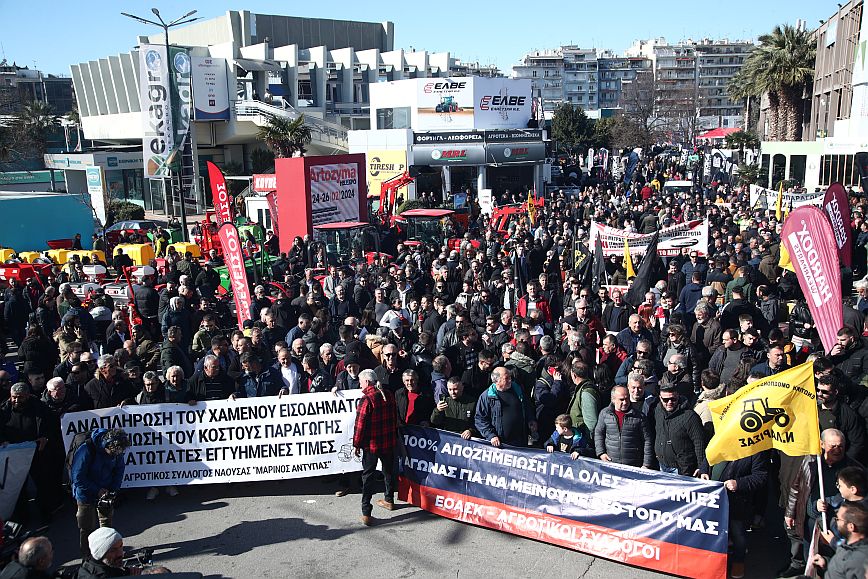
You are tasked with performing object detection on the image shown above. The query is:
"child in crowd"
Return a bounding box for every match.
[544,414,587,460]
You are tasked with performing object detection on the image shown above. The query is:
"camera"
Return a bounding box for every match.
[98,491,118,509]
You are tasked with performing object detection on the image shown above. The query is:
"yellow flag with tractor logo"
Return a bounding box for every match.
[705,361,820,465]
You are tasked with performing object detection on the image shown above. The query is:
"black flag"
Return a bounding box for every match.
[624,231,660,307]
[591,234,607,292]
[573,236,592,286]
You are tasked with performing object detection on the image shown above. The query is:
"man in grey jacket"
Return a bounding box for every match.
[594,385,654,468]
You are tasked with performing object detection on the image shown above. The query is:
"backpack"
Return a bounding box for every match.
[65,430,96,474]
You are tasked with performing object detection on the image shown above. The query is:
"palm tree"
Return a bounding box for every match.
[724,130,760,164]
[729,24,815,141]
[16,100,59,156]
[257,114,312,158]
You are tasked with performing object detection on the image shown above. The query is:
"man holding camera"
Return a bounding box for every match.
[69,428,129,560]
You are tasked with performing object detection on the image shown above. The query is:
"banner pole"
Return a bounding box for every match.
[816,454,828,533]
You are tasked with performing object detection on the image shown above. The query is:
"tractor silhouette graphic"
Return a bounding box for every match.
[337,443,362,463]
[740,398,790,433]
[435,96,459,113]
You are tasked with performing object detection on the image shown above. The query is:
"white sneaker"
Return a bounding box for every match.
[145,487,159,500]
[166,485,179,497]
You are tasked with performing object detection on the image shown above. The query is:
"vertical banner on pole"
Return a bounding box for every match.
[265,191,280,236]
[822,183,852,269]
[217,223,252,329]
[140,44,174,178]
[207,161,233,226]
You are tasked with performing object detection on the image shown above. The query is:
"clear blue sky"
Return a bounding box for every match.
[0,0,835,76]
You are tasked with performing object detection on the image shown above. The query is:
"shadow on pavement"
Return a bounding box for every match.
[151,517,353,559]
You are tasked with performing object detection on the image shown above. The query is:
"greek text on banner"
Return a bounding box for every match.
[61,392,364,487]
[398,426,728,579]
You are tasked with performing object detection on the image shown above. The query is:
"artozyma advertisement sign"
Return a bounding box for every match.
[191,56,230,120]
[308,163,361,226]
[139,44,174,178]
[366,150,407,199]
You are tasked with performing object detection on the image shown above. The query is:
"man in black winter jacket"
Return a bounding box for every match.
[653,387,707,475]
[185,355,237,403]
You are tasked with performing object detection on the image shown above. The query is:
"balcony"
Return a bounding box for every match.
[234,99,348,152]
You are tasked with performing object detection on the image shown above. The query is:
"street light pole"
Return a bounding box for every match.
[121,8,199,241]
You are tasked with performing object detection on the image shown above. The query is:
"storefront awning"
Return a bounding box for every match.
[235,58,283,73]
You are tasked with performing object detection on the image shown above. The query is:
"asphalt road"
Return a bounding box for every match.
[39,475,791,579]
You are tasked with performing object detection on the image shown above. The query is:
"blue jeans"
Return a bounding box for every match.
[659,463,679,475]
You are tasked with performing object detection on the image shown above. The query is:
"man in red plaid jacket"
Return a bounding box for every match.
[353,368,399,526]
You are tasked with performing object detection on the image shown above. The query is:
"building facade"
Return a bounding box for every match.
[759,1,868,191]
[0,61,74,115]
[66,10,488,214]
[513,39,752,138]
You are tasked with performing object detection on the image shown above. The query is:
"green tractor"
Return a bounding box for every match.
[435,96,459,113]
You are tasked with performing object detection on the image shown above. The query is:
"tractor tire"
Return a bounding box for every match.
[740,412,763,433]
[774,413,790,428]
[436,105,443,113]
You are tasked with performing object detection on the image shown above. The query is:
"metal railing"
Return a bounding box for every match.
[234,99,348,151]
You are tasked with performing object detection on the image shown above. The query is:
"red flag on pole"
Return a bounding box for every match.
[217,223,252,329]
[265,190,279,236]
[822,183,852,269]
[207,161,233,227]
[781,206,843,354]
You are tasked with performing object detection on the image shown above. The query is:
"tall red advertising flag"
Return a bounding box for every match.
[822,183,852,269]
[781,206,843,354]
[217,223,252,329]
[207,161,233,226]
[265,191,279,236]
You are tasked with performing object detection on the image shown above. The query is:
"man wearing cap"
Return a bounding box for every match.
[70,429,129,559]
[78,527,137,578]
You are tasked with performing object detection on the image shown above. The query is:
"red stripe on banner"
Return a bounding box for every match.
[399,478,727,579]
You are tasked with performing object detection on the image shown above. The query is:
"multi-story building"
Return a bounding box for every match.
[597,52,653,111]
[562,47,598,110]
[511,49,565,114]
[514,38,750,134]
[695,39,754,130]
[0,61,75,115]
[759,1,868,191]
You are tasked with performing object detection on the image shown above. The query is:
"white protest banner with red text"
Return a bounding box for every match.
[217,223,252,329]
[781,206,843,354]
[207,161,232,226]
[590,220,708,257]
[822,183,852,269]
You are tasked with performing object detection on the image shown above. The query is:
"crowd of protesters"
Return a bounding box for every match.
[0,152,867,578]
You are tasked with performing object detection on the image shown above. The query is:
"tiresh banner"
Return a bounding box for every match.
[822,183,852,269]
[781,206,843,353]
[398,426,729,579]
[207,161,232,226]
[61,393,364,487]
[217,223,252,329]
[590,220,708,257]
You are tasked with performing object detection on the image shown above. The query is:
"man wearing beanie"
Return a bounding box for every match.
[77,527,131,578]
[70,428,129,559]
